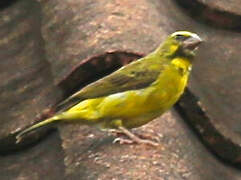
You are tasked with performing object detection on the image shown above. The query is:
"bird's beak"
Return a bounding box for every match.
[183,35,203,51]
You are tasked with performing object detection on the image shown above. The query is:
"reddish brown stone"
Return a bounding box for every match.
[0,0,62,141]
[1,0,241,179]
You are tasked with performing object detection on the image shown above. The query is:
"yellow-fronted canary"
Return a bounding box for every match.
[16,31,202,145]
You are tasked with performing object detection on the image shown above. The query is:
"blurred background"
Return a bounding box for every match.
[0,0,240,179]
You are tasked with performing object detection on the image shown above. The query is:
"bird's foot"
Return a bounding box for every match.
[113,137,158,146]
[107,129,124,136]
[113,137,134,145]
[112,126,159,146]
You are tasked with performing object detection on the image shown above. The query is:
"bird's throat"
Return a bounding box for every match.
[171,57,192,75]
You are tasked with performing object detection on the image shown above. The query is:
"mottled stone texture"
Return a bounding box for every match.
[196,0,241,15]
[39,0,167,83]
[0,0,61,139]
[0,132,65,180]
[0,0,241,179]
[60,111,241,180]
[175,0,241,29]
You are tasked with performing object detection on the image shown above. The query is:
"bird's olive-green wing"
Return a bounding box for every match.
[57,54,167,111]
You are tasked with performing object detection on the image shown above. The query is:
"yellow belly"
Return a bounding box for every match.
[69,59,190,129]
[99,64,189,128]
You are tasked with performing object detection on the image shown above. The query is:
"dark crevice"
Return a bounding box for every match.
[0,128,57,156]
[175,89,241,168]
[0,0,19,10]
[174,0,241,31]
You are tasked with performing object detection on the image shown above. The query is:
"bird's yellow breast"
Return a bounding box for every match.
[68,58,191,129]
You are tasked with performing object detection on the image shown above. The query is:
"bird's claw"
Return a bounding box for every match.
[113,137,134,145]
[113,136,159,146]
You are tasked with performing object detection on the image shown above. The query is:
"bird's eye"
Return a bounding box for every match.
[175,35,188,41]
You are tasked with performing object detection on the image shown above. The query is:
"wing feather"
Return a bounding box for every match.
[57,54,166,111]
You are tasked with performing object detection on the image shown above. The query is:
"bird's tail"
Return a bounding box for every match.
[16,116,61,143]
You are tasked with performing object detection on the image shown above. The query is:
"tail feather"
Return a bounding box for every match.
[16,116,60,143]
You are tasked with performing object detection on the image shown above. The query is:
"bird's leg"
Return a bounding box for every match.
[106,129,124,136]
[113,126,159,146]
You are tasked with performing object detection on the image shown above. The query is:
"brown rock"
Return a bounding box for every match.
[0,0,62,142]
[1,0,241,179]
[60,110,241,180]
[197,0,241,16]
[0,132,65,180]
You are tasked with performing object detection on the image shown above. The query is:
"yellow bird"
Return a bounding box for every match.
[16,31,202,145]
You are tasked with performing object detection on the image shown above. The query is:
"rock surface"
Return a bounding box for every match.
[0,0,61,140]
[1,0,241,179]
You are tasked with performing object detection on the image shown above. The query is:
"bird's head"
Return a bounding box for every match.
[159,31,203,59]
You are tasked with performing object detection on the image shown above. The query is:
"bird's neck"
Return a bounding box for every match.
[152,57,192,88]
[170,57,192,74]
